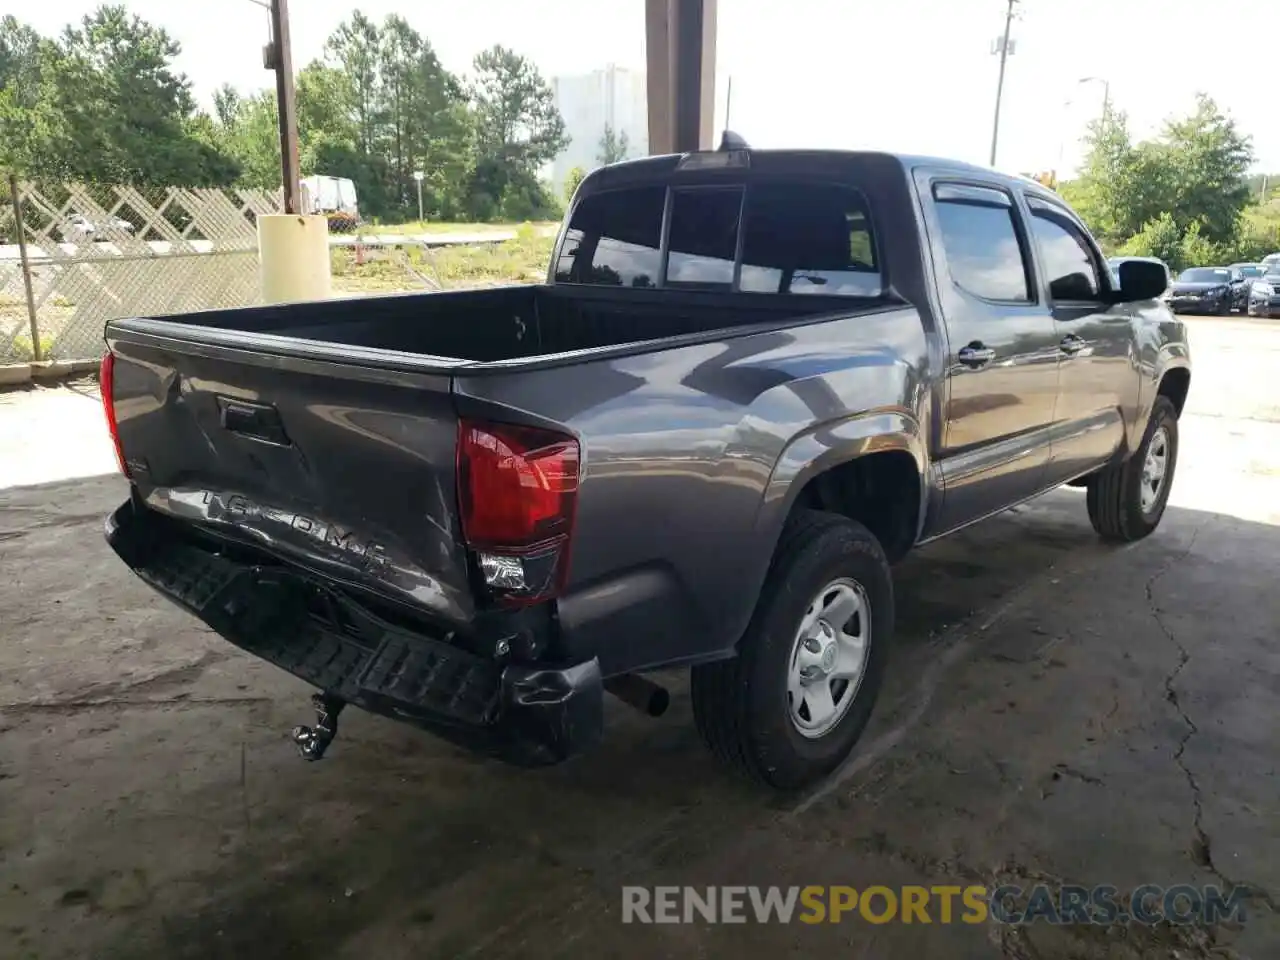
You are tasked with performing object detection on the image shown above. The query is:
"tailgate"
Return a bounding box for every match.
[106,327,476,627]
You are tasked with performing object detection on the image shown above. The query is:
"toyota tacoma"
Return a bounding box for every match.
[99,144,1189,790]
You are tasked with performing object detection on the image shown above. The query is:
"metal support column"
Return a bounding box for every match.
[646,0,717,155]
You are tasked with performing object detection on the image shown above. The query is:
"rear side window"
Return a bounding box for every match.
[555,185,664,287]
[933,186,1031,302]
[740,183,881,296]
[666,188,743,288]
[1029,207,1102,300]
[554,178,883,296]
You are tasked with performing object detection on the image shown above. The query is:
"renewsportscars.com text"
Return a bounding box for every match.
[622,884,1252,926]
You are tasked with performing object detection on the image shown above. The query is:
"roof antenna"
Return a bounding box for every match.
[718,75,749,151]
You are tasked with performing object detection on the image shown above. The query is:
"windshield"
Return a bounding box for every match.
[1234,265,1265,278]
[1179,268,1230,283]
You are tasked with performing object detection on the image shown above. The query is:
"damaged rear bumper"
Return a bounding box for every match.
[104,498,603,765]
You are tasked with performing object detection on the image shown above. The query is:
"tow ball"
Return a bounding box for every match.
[291,693,345,761]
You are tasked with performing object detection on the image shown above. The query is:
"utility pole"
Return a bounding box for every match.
[988,0,1018,168]
[262,0,301,214]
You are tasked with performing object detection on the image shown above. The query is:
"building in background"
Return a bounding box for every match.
[550,65,648,192]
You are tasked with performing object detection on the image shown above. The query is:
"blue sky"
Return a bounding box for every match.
[20,0,1280,177]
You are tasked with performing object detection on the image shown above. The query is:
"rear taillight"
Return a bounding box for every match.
[457,419,580,605]
[99,351,129,478]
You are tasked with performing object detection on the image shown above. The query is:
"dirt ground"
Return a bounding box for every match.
[0,318,1277,959]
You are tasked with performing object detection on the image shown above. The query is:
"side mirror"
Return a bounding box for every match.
[1115,260,1168,302]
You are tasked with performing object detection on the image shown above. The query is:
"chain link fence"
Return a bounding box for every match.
[1,177,555,367]
[1,178,281,363]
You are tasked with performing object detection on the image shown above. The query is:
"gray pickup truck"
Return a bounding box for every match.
[100,145,1189,790]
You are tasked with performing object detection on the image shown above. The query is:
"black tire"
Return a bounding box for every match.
[1086,396,1179,542]
[690,510,894,791]
[1217,296,1231,316]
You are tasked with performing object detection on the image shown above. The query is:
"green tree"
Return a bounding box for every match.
[0,18,64,177]
[0,8,238,184]
[57,5,237,183]
[1118,213,1185,272]
[1159,94,1253,245]
[1178,222,1225,269]
[213,90,280,189]
[379,17,469,219]
[597,124,630,165]
[564,166,586,206]
[1067,94,1255,260]
[326,12,383,157]
[467,45,568,219]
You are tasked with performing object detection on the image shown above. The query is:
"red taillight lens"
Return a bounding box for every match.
[99,351,129,477]
[458,420,579,549]
[457,419,580,604]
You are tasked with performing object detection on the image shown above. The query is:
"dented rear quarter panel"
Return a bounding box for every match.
[456,302,936,671]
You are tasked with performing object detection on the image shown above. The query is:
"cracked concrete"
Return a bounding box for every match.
[1,318,1278,959]
[1149,525,1277,918]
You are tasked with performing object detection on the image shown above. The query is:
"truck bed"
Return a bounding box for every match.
[122,284,859,366]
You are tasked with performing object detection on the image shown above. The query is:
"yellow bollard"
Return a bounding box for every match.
[257,214,332,304]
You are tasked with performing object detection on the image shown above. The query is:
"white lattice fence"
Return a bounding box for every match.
[1,182,281,362]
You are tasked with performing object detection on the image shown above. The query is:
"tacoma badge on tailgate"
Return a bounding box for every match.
[147,487,390,573]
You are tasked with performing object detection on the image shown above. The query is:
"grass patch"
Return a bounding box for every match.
[382,220,556,236]
[331,225,554,296]
[6,333,55,361]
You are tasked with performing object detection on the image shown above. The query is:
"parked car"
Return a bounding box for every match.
[1167,266,1236,315]
[99,146,1188,790]
[1247,265,1280,317]
[1108,256,1169,292]
[59,212,136,243]
[1261,253,1280,270]
[1229,262,1267,311]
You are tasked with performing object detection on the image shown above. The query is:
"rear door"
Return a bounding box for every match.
[917,178,1060,534]
[1023,195,1132,484]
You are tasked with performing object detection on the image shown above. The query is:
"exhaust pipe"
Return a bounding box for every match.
[604,674,670,717]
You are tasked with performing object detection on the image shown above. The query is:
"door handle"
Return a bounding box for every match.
[957,343,996,368]
[1059,334,1086,356]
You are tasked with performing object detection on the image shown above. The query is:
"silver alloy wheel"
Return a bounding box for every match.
[1140,425,1170,514]
[787,578,871,739]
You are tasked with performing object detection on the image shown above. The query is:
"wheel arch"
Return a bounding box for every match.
[755,412,928,566]
[1127,354,1190,452]
[1156,365,1191,417]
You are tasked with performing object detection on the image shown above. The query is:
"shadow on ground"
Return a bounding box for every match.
[1,473,1276,960]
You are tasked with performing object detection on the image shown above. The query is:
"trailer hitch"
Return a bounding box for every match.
[291,693,345,760]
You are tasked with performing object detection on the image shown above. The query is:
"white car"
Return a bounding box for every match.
[59,213,136,243]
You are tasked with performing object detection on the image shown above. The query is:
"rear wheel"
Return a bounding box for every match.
[691,510,893,790]
[1085,396,1179,542]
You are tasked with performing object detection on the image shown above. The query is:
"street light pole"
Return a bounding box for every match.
[1078,76,1110,123]
[263,0,301,214]
[988,0,1019,167]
